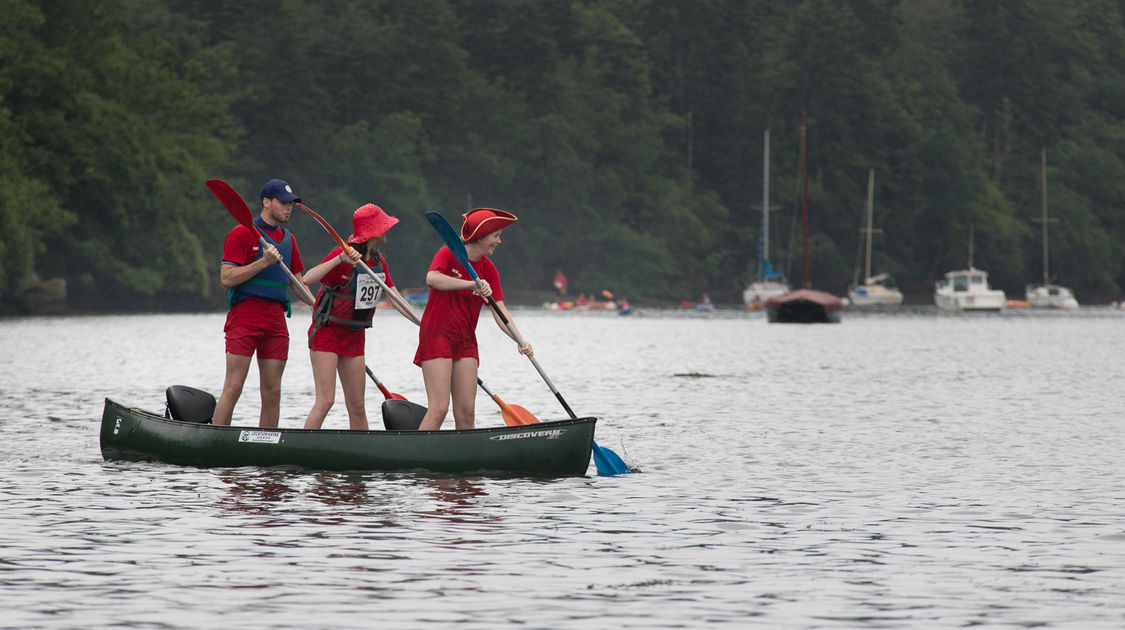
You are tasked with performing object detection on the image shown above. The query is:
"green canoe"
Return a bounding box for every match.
[99,398,596,477]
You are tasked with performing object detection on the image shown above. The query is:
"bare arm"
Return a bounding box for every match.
[426,269,486,293]
[302,248,358,290]
[220,248,279,289]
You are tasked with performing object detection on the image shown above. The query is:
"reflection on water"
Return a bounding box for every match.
[2,309,1125,628]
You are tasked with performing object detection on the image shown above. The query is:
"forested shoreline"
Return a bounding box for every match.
[4,0,1125,313]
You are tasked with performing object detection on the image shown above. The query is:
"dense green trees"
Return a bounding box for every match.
[5,0,1125,312]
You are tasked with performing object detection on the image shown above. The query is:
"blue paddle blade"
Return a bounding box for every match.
[424,211,477,279]
[592,440,631,475]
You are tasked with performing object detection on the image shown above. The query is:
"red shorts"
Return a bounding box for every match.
[225,298,289,360]
[226,325,289,360]
[414,327,478,366]
[308,324,365,356]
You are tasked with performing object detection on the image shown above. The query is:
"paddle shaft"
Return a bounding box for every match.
[254,233,315,305]
[364,365,404,400]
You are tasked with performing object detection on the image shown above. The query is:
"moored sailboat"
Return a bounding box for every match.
[766,114,844,323]
[1025,149,1078,309]
[847,169,903,307]
[743,129,789,309]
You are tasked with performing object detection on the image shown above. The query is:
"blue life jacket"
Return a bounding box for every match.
[227,217,295,316]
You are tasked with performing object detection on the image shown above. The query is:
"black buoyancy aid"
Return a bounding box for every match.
[309,255,386,339]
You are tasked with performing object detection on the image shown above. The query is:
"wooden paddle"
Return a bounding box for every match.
[424,210,631,475]
[296,202,537,428]
[205,179,315,305]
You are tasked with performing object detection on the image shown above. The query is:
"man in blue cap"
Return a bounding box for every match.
[213,178,312,427]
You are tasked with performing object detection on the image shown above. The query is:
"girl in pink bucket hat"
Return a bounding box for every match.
[301,203,420,430]
[413,208,532,430]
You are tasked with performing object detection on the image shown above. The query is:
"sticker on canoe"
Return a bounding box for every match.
[238,430,281,444]
[490,428,566,441]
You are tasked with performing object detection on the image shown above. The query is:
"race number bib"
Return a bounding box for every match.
[355,273,384,309]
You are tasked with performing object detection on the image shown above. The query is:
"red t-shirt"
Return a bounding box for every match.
[221,222,305,333]
[418,246,502,337]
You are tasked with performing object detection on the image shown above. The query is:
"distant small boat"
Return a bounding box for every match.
[935,225,1006,312]
[767,114,843,324]
[849,273,903,307]
[1025,284,1078,310]
[744,129,790,309]
[935,267,1006,311]
[1025,150,1078,310]
[766,288,843,323]
[847,169,903,307]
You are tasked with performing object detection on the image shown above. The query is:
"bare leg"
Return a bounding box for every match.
[417,358,453,430]
[304,350,338,429]
[213,352,252,426]
[257,357,286,428]
[449,358,479,430]
[337,354,368,430]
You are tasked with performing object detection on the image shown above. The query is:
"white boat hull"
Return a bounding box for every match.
[848,279,903,306]
[1025,284,1078,309]
[935,291,1006,311]
[744,281,789,309]
[934,267,1006,312]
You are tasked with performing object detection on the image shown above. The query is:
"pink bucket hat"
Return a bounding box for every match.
[348,204,399,243]
[460,208,517,242]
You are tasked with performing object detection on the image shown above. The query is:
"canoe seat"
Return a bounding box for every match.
[382,399,427,431]
[165,385,216,424]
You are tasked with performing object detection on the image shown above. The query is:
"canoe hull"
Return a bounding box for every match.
[100,398,595,477]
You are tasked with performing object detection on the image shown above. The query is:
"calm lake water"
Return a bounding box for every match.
[2,306,1125,629]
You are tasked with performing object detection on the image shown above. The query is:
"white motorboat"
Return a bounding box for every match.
[1025,149,1078,309]
[847,169,903,306]
[935,267,1006,311]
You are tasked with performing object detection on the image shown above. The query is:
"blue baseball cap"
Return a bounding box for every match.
[260,178,300,203]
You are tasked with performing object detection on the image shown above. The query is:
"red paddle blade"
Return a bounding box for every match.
[376,382,407,401]
[297,203,349,250]
[206,179,257,233]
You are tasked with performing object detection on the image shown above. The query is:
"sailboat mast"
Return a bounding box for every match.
[760,129,770,281]
[801,113,810,289]
[1041,148,1049,285]
[864,169,875,282]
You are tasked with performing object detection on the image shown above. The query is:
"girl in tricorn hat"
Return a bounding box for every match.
[414,208,532,430]
[302,203,418,430]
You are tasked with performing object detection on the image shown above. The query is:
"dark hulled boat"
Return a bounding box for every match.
[765,288,844,323]
[100,397,596,477]
[767,113,844,324]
